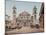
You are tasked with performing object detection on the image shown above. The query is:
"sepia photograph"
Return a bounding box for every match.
[5,0,44,35]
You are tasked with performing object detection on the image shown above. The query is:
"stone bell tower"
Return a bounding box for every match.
[33,6,37,25]
[12,6,16,28]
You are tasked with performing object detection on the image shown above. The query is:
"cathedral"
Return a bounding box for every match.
[5,6,39,30]
[5,1,44,33]
[9,6,37,29]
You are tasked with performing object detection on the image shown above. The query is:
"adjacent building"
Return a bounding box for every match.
[5,15,11,30]
[39,3,44,28]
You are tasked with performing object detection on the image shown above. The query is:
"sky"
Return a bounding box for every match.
[5,0,42,19]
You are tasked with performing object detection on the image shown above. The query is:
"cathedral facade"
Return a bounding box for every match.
[10,6,37,29]
[5,6,38,29]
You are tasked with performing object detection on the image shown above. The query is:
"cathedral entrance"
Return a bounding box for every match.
[24,22,27,27]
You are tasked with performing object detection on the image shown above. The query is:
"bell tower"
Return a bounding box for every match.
[13,6,16,20]
[12,6,16,28]
[33,6,37,25]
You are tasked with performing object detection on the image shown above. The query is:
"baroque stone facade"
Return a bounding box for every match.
[16,11,32,27]
[5,6,38,29]
[11,6,37,29]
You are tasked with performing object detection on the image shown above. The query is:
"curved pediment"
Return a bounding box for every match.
[19,11,30,16]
